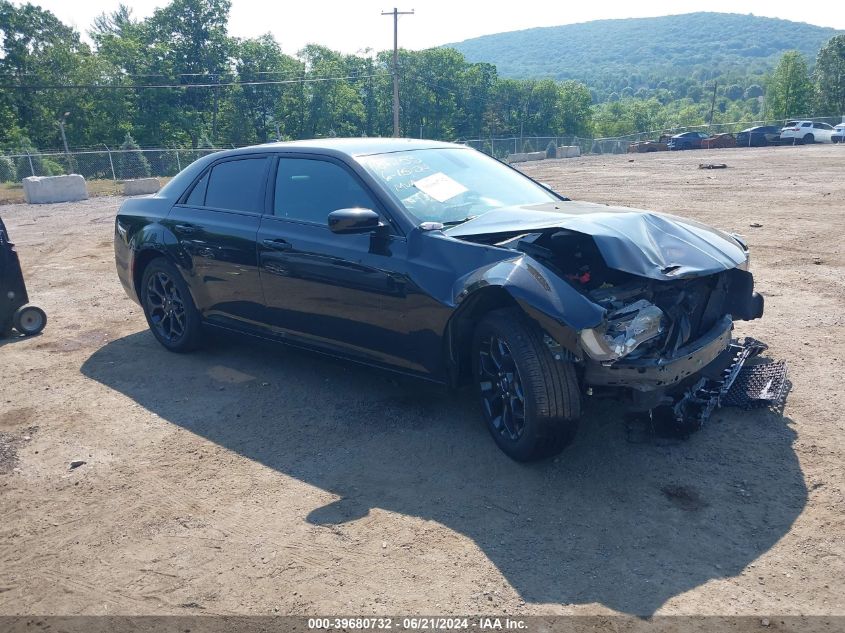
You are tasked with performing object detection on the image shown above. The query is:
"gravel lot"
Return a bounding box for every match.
[0,145,843,617]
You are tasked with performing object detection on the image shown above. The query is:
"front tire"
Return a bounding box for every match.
[140,258,202,352]
[803,133,814,144]
[472,308,581,462]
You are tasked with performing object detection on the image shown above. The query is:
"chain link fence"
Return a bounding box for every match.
[1,115,843,185]
[0,147,220,184]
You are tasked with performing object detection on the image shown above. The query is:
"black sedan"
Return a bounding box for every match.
[115,139,763,461]
[735,126,781,147]
[667,131,710,150]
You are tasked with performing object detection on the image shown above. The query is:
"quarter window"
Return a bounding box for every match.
[185,172,209,206]
[203,158,269,213]
[274,158,378,224]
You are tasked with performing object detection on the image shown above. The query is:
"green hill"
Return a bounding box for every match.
[447,12,841,83]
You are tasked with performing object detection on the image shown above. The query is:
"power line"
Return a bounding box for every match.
[0,73,389,91]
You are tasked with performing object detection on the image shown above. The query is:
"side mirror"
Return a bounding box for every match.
[328,208,381,234]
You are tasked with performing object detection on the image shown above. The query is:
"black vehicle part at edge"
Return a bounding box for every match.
[0,216,46,337]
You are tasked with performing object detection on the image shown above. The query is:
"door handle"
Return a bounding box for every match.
[174,224,197,234]
[262,238,292,251]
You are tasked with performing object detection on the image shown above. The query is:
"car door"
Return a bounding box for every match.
[256,155,431,373]
[164,155,270,326]
[814,123,834,142]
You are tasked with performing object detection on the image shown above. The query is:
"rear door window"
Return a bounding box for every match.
[204,158,269,213]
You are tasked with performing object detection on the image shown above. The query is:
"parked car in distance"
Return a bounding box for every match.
[735,126,781,147]
[832,123,845,144]
[701,133,737,149]
[667,131,710,150]
[627,140,668,153]
[114,138,763,461]
[779,120,836,144]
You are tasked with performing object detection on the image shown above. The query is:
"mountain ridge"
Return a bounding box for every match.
[445,12,842,83]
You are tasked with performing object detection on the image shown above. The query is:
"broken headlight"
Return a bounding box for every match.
[579,299,665,362]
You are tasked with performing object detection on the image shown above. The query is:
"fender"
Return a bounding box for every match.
[117,217,195,306]
[455,254,605,329]
[442,254,606,383]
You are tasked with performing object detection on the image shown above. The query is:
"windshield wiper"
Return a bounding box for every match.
[441,215,477,227]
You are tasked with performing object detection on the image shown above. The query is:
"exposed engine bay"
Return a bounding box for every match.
[487,228,764,361]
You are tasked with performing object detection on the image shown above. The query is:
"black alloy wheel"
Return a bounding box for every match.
[478,333,527,442]
[472,308,581,462]
[146,271,186,343]
[140,258,202,352]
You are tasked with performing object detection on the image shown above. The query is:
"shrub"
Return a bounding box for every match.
[41,159,65,176]
[0,156,17,183]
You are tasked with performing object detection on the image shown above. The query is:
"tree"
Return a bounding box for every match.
[0,0,93,148]
[744,84,764,99]
[765,51,813,119]
[117,132,151,179]
[725,84,744,100]
[813,35,845,116]
[229,35,304,145]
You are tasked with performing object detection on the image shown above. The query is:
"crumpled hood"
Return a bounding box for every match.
[445,200,747,280]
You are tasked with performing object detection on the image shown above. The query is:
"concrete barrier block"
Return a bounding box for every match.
[22,175,88,204]
[506,151,546,164]
[123,178,161,196]
[556,146,581,158]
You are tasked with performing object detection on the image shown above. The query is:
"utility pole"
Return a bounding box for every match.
[382,7,414,137]
[58,111,70,155]
[58,111,71,171]
[707,82,718,128]
[211,73,220,143]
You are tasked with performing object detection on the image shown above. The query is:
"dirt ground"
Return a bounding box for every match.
[0,145,843,617]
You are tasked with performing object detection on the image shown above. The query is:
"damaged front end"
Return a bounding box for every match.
[459,210,772,425]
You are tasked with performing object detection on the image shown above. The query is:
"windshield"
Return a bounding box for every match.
[357,148,559,224]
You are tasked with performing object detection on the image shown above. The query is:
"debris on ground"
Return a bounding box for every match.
[750,222,763,228]
[69,460,86,470]
[699,163,728,169]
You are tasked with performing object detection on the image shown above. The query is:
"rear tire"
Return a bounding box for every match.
[13,305,46,336]
[472,308,581,462]
[140,258,202,352]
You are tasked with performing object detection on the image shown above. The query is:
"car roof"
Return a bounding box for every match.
[257,137,465,157]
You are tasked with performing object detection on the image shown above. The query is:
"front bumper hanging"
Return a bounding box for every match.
[671,336,789,429]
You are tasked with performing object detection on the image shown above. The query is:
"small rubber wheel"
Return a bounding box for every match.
[140,258,202,352]
[13,305,47,336]
[473,308,581,462]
